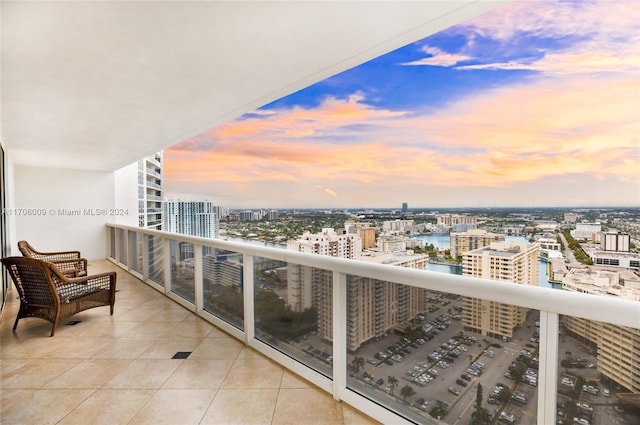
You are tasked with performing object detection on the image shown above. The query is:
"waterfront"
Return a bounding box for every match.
[418,233,555,288]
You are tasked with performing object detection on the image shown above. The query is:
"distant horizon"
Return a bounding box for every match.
[178,204,640,212]
[165,0,639,209]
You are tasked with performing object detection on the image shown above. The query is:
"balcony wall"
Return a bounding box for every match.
[106,223,640,425]
[11,165,116,259]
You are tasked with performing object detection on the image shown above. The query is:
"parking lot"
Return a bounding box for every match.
[343,295,542,424]
[556,327,639,425]
[280,294,639,425]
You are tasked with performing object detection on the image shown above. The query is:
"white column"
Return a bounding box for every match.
[332,271,347,400]
[537,311,559,425]
[244,254,255,344]
[194,244,203,313]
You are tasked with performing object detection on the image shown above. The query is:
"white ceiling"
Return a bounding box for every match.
[1,1,504,171]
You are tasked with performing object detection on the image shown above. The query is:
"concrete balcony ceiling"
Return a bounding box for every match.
[1,1,504,171]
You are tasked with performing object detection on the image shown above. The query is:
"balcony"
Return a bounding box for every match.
[98,224,640,425]
[0,259,378,425]
[3,224,639,424]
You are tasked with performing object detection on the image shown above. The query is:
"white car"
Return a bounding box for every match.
[576,402,593,411]
[561,377,574,387]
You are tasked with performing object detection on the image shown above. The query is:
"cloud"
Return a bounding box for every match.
[401,45,472,67]
[317,186,338,197]
[439,0,640,75]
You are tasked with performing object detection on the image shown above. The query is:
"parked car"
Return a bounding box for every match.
[461,373,472,381]
[499,411,516,424]
[467,368,480,376]
[512,393,527,404]
[448,387,460,395]
[456,379,468,387]
[576,402,593,411]
[488,396,501,405]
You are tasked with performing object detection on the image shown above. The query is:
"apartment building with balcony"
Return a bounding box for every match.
[436,213,477,230]
[138,152,163,230]
[163,199,220,240]
[461,241,539,339]
[562,267,640,393]
[345,220,377,250]
[450,228,506,259]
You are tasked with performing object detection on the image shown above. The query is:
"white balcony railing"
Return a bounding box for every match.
[106,224,640,425]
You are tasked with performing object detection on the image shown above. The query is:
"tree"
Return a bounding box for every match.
[497,387,512,403]
[388,376,399,395]
[476,384,483,407]
[351,357,365,375]
[400,384,416,401]
[561,357,574,373]
[510,363,526,383]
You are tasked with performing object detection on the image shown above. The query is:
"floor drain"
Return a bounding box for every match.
[172,351,192,359]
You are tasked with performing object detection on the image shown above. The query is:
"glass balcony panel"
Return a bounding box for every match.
[557,315,640,425]
[254,257,333,378]
[346,284,540,424]
[202,246,244,330]
[146,234,165,286]
[117,229,127,265]
[169,240,195,303]
[127,231,143,274]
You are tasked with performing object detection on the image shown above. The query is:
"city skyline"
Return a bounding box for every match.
[164,0,640,209]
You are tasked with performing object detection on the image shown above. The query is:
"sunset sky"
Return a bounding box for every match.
[165,0,640,209]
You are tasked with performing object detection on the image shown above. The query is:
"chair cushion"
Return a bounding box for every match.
[57,284,101,303]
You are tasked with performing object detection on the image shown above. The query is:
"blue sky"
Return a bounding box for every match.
[166,0,640,209]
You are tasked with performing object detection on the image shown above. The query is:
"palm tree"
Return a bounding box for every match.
[400,384,416,401]
[351,356,365,375]
[387,376,399,395]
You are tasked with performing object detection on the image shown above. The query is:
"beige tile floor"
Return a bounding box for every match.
[0,260,380,425]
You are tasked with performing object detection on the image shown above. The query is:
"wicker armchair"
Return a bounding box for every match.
[18,240,88,277]
[1,257,116,336]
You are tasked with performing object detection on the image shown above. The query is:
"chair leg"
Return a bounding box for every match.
[50,325,56,337]
[12,315,20,331]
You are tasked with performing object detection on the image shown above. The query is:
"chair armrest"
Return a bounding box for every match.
[51,258,88,277]
[36,251,82,262]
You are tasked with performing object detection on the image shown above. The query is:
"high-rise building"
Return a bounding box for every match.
[572,222,602,241]
[562,267,640,393]
[461,241,539,339]
[345,220,376,249]
[382,219,414,234]
[402,202,408,213]
[163,199,219,239]
[350,253,428,351]
[137,152,163,230]
[602,232,631,252]
[287,228,428,351]
[450,229,505,259]
[436,214,477,231]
